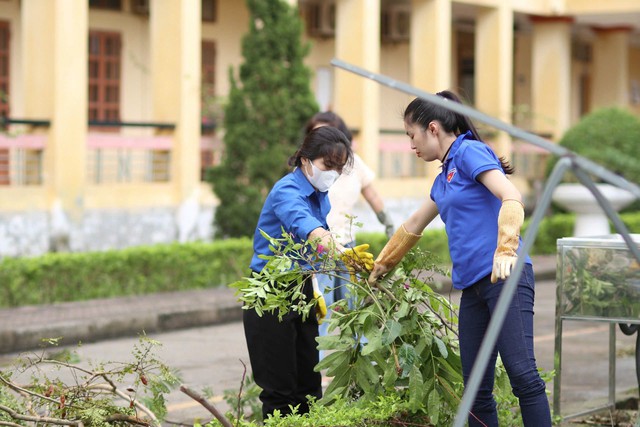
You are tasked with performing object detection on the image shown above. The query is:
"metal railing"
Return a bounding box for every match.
[330,58,640,426]
[0,119,219,188]
[0,119,180,186]
[0,118,50,186]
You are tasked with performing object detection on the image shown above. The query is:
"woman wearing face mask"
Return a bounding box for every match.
[243,126,373,420]
[304,112,394,355]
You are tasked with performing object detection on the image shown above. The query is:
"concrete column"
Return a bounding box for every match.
[410,0,451,91]
[530,16,573,140]
[410,0,451,181]
[475,4,513,158]
[334,0,380,174]
[22,0,88,220]
[591,26,631,110]
[150,0,201,202]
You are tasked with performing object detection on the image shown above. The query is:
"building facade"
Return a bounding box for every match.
[0,0,639,256]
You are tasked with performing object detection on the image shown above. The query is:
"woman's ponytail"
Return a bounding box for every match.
[434,90,514,174]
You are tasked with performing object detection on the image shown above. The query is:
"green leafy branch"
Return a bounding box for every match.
[0,336,180,427]
[230,230,465,425]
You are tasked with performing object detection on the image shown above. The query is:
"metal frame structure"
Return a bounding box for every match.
[330,58,640,427]
[555,234,640,420]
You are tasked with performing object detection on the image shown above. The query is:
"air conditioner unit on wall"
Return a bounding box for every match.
[381,3,411,43]
[131,0,150,16]
[306,0,336,38]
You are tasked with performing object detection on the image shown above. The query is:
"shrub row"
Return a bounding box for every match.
[0,239,253,308]
[1,212,638,308]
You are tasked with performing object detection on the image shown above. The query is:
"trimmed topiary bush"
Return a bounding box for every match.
[546,107,640,184]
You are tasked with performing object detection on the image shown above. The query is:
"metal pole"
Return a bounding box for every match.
[330,58,640,198]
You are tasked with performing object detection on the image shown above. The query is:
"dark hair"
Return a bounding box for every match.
[403,90,514,174]
[304,111,353,144]
[289,126,353,172]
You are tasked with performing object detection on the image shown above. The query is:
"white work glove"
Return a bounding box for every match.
[376,210,395,240]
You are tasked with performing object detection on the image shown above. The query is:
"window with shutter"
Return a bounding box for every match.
[0,21,10,186]
[88,31,121,131]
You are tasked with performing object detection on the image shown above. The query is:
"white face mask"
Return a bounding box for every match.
[306,161,340,192]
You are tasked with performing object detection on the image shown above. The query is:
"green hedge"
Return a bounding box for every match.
[0,239,253,308]
[1,211,639,308]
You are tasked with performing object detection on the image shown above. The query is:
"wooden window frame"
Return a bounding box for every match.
[88,31,121,131]
[201,40,217,180]
[0,21,9,121]
[201,40,217,136]
[202,0,217,23]
[0,21,10,186]
[202,40,216,91]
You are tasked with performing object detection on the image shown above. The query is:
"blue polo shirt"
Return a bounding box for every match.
[250,167,330,272]
[430,131,531,290]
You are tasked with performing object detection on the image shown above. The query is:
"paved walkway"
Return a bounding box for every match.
[1,255,639,425]
[0,287,242,353]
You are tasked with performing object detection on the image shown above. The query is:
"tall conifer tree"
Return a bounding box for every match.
[208,0,318,238]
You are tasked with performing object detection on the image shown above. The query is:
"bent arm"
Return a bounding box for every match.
[367,197,438,283]
[478,169,526,283]
[361,184,385,214]
[477,169,522,203]
[404,197,439,234]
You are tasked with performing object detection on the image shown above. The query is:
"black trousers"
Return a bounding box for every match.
[243,277,322,419]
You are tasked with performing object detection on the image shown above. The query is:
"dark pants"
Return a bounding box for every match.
[243,278,322,420]
[459,264,552,427]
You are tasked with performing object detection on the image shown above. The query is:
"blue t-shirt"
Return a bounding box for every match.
[430,131,531,290]
[250,167,330,272]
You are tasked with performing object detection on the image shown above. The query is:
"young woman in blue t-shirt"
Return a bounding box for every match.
[245,125,373,420]
[368,91,552,426]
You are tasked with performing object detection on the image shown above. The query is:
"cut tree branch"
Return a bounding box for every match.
[105,414,152,426]
[180,385,233,427]
[86,383,160,426]
[0,404,83,427]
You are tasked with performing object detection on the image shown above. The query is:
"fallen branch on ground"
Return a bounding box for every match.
[180,385,233,427]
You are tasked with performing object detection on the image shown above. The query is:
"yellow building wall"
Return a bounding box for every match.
[1,0,640,216]
[380,43,412,131]
[513,32,533,130]
[303,38,336,111]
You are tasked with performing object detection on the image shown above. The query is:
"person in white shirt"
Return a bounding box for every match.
[304,111,395,344]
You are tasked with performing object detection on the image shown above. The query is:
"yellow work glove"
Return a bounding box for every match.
[491,199,525,283]
[368,224,422,284]
[311,275,327,324]
[341,243,375,272]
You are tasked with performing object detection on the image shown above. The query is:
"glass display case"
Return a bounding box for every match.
[557,234,640,322]
[554,234,640,420]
